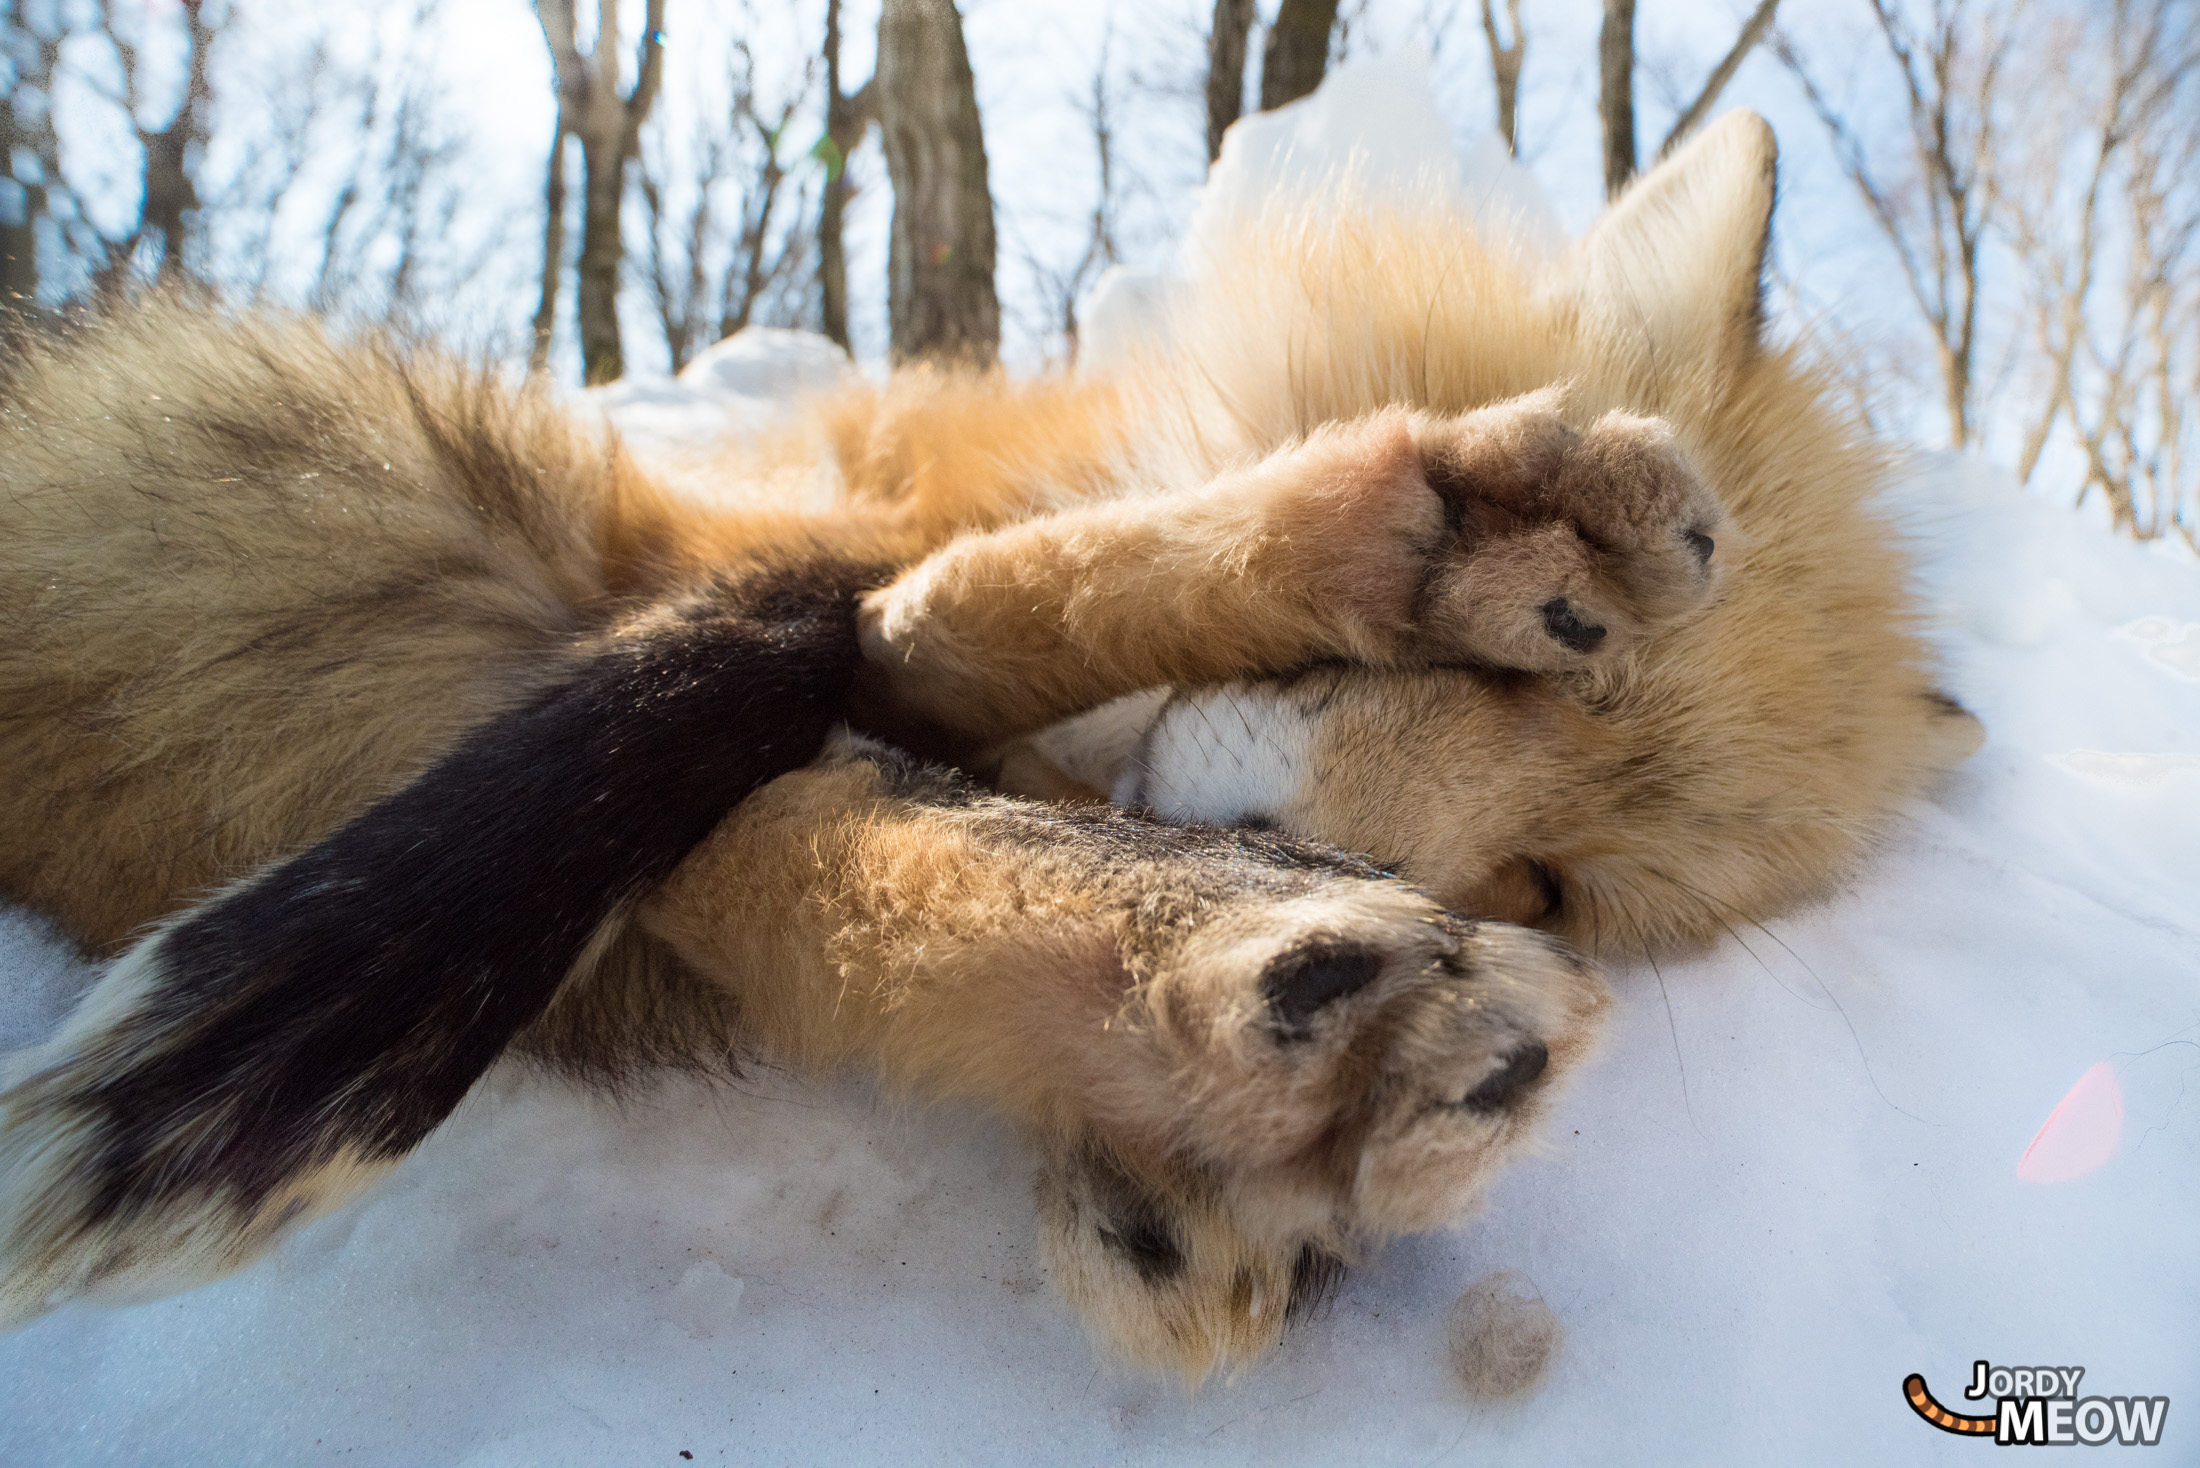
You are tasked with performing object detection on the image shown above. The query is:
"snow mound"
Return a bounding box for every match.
[1188,50,1563,264]
[585,326,856,444]
[1083,52,1561,373]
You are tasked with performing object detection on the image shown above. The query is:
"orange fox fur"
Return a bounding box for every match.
[0,113,1974,1375]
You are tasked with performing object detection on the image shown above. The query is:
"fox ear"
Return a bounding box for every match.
[1544,109,1778,371]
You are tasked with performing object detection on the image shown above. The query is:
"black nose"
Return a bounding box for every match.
[1685,529,1715,566]
[1453,1039,1549,1111]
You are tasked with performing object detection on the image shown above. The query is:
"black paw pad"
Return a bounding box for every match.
[1451,1039,1549,1112]
[1684,529,1716,566]
[1540,598,1607,653]
[1262,941,1384,1042]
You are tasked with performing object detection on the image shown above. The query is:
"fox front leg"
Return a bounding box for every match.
[849,413,1448,754]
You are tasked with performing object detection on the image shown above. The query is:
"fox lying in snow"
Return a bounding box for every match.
[0,112,1979,1376]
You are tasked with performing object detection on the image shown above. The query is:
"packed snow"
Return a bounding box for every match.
[3,62,2196,1467]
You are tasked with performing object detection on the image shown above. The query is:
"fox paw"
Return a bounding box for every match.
[1037,905,1606,1377]
[1409,389,1727,671]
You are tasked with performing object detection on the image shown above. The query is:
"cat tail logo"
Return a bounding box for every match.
[1904,1362,2170,1446]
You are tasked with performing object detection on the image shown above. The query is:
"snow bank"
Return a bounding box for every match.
[1082,52,1561,372]
[4,67,2196,1468]
[582,325,858,446]
[1185,51,1563,264]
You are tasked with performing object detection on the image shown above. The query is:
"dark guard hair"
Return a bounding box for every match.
[0,559,869,1320]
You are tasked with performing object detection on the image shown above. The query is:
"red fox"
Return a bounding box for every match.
[0,111,1975,1377]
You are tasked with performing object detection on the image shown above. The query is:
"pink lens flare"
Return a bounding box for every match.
[2017,1062,2124,1184]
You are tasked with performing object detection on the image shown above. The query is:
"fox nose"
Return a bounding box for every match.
[1452,1039,1549,1111]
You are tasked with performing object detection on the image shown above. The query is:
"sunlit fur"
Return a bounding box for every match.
[0,112,1971,1375]
[991,110,1982,949]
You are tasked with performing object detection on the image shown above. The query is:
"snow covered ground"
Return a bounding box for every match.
[4,67,2197,1467]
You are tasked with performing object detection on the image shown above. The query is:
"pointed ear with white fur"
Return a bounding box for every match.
[1543,109,1778,371]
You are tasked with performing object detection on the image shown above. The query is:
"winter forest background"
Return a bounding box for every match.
[4,0,2197,545]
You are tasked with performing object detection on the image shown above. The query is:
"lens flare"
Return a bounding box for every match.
[2017,1061,2123,1184]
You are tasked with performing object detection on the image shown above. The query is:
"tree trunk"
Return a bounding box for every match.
[534,0,665,385]
[574,130,629,384]
[1940,342,1972,451]
[1480,0,1524,155]
[140,125,200,283]
[876,0,999,367]
[722,132,787,340]
[1259,0,1340,112]
[529,122,567,374]
[139,0,213,283]
[3,19,63,313]
[0,83,41,313]
[1206,0,1256,162]
[819,0,873,351]
[1598,0,1637,199]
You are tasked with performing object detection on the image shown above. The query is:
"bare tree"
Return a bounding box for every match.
[528,119,568,373]
[1780,0,2017,449]
[1260,0,1342,111]
[4,0,217,309]
[1657,0,1780,159]
[1603,0,1783,199]
[817,0,875,351]
[3,0,510,340]
[176,0,498,336]
[1205,0,1256,162]
[536,0,667,384]
[289,1,475,325]
[189,27,332,304]
[876,0,999,366]
[122,0,216,285]
[2002,0,2199,540]
[1599,0,1638,198]
[636,35,819,372]
[67,0,221,300]
[1,4,66,313]
[1479,0,1524,155]
[195,19,367,307]
[1018,23,1122,366]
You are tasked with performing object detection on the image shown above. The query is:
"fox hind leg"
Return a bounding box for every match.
[644,739,1609,1376]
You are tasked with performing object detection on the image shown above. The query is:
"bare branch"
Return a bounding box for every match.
[529,121,568,374]
[634,15,821,371]
[1659,0,1779,159]
[626,0,668,143]
[818,0,875,348]
[1776,2,2013,448]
